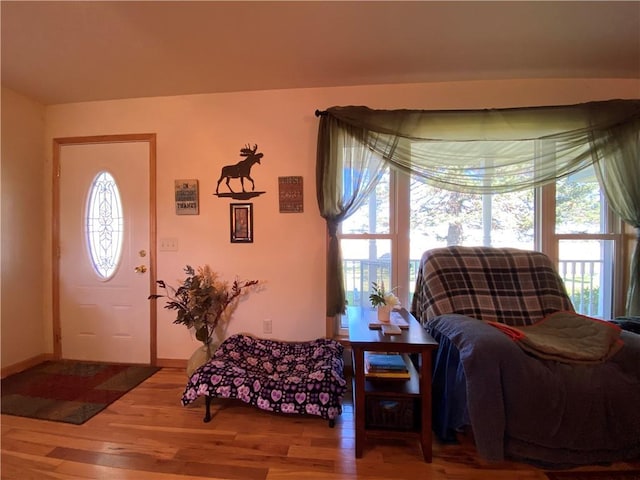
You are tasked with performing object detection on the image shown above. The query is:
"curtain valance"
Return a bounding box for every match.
[316,99,640,317]
[319,99,640,194]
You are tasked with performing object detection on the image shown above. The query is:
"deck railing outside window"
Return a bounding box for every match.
[557,259,605,318]
[343,258,605,324]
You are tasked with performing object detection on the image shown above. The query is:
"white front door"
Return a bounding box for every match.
[58,139,152,364]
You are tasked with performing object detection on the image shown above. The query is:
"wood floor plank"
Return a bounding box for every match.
[48,446,268,480]
[2,367,638,480]
[0,432,57,457]
[235,432,313,448]
[6,429,179,461]
[56,460,230,480]
[0,450,68,480]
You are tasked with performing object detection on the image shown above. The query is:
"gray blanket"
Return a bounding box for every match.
[429,314,640,466]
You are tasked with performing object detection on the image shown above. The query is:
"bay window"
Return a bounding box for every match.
[317,101,640,336]
[338,161,621,333]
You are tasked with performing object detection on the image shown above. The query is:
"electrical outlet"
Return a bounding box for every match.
[159,237,178,251]
[263,318,272,334]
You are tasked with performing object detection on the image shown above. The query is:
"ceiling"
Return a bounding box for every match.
[2,1,639,106]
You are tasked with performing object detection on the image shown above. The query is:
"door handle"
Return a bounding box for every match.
[134,265,147,274]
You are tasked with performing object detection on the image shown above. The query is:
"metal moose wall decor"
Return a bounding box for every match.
[214,144,265,200]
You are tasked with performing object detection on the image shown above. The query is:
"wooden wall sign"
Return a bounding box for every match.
[278,176,303,213]
[175,179,199,215]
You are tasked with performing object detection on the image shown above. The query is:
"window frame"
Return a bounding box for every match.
[336,159,625,336]
[542,180,624,318]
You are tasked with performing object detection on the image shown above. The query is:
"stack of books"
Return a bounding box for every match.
[364,352,410,380]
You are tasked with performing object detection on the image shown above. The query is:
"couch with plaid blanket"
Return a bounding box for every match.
[411,246,640,467]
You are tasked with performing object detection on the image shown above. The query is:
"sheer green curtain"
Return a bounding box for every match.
[316,99,640,316]
[591,114,640,315]
[316,115,389,316]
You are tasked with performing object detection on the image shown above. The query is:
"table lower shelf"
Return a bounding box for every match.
[365,395,422,432]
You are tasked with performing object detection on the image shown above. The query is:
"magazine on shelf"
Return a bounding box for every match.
[365,364,410,380]
[364,368,411,380]
[365,352,408,372]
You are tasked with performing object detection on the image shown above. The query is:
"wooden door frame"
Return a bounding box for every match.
[52,134,157,365]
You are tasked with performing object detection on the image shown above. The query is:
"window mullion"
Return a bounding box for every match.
[395,170,411,306]
[539,182,557,263]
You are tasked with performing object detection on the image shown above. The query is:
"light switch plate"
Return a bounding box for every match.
[159,237,178,251]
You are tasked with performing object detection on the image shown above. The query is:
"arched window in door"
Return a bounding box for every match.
[86,170,124,280]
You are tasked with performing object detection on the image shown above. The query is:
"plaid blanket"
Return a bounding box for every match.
[411,246,574,327]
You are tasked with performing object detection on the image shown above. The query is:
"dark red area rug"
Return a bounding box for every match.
[1,360,159,425]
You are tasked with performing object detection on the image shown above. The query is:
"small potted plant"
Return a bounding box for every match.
[369,281,400,322]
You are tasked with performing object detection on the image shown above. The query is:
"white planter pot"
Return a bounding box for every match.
[377,305,392,323]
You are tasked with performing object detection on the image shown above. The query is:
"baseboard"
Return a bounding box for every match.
[156,358,187,369]
[1,353,54,379]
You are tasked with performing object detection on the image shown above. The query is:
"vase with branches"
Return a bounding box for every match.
[149,265,259,357]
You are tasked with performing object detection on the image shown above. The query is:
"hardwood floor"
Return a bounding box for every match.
[2,367,638,479]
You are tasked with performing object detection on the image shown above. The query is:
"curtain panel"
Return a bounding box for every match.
[316,99,640,317]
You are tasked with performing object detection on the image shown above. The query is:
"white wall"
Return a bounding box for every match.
[33,78,640,363]
[1,87,46,369]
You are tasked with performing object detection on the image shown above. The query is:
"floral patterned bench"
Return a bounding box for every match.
[181,333,347,426]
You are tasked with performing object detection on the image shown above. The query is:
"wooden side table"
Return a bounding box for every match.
[347,306,438,462]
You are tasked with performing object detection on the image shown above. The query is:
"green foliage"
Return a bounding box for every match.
[369,282,399,307]
[149,265,259,347]
[556,177,601,231]
[409,180,536,244]
[569,285,601,316]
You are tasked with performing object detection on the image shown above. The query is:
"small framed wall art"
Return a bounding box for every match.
[175,179,199,215]
[230,203,253,243]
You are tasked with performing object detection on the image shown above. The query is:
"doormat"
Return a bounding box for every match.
[1,360,160,425]
[545,471,640,480]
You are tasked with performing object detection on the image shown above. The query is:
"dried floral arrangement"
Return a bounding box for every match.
[149,265,259,354]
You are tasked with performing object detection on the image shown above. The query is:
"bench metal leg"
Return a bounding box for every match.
[204,396,212,423]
